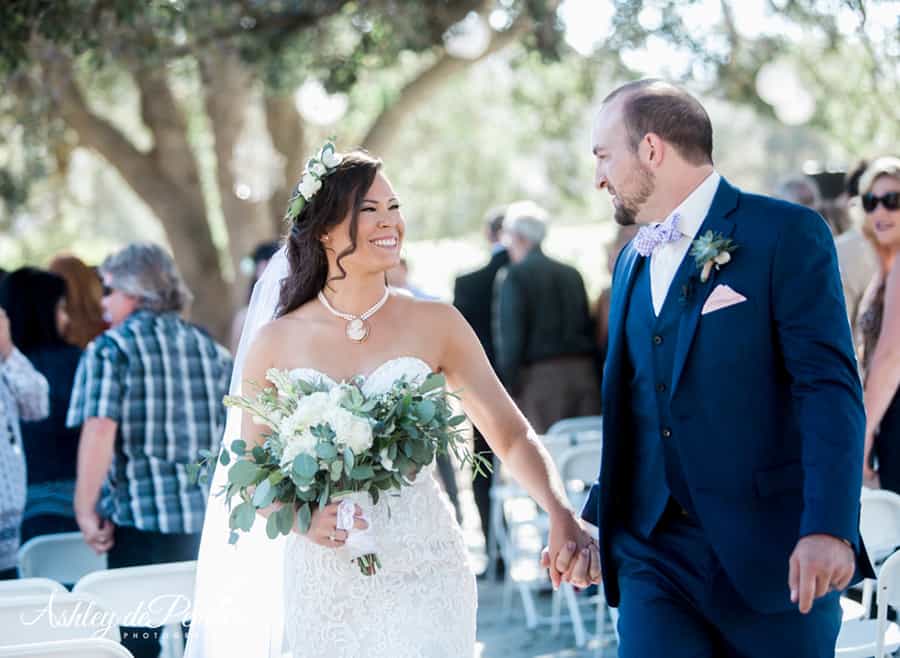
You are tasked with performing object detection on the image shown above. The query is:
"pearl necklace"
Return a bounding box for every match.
[317,288,390,343]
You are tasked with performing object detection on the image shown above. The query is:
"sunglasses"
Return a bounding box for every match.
[862,191,900,213]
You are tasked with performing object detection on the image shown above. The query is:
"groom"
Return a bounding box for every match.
[561,80,873,656]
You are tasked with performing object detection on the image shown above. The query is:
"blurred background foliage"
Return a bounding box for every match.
[0,0,897,336]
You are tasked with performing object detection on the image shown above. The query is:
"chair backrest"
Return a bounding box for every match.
[876,549,900,657]
[0,577,67,598]
[554,440,603,510]
[546,416,603,437]
[860,489,900,561]
[0,593,119,645]
[73,561,196,628]
[0,638,133,657]
[17,533,107,583]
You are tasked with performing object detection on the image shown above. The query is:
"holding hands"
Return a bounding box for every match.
[542,512,601,589]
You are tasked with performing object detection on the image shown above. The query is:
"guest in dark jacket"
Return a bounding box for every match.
[0,268,82,543]
[453,207,508,567]
[494,201,601,433]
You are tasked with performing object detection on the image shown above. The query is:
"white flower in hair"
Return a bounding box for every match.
[284,138,344,222]
[297,173,322,200]
[320,147,342,168]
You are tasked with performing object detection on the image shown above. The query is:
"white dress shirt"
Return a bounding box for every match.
[649,171,721,315]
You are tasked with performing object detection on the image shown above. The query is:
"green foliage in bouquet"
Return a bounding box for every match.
[190,371,491,553]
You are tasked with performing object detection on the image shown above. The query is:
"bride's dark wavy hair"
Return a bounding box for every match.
[277,149,382,317]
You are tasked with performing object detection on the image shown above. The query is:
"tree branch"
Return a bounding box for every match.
[361,14,529,156]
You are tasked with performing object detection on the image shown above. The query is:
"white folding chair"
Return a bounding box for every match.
[0,577,67,598]
[549,438,616,655]
[546,416,603,437]
[17,532,107,584]
[836,549,900,657]
[857,489,900,613]
[0,592,119,645]
[74,561,196,658]
[0,638,133,657]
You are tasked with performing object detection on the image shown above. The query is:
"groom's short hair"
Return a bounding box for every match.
[603,79,713,166]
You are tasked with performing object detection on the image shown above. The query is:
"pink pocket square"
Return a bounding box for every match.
[701,284,747,315]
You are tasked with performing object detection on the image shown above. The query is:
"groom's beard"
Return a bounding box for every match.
[613,164,655,226]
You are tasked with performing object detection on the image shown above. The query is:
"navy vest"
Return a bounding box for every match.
[623,257,695,537]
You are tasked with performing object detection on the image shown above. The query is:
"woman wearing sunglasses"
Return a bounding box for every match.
[857,156,900,490]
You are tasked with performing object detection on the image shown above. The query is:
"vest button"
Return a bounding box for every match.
[662,427,672,438]
[656,383,667,393]
[653,335,663,345]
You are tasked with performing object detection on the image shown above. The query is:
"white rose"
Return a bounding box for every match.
[328,384,351,407]
[320,148,342,168]
[379,448,395,472]
[291,392,332,428]
[307,160,327,177]
[328,407,373,454]
[281,428,319,467]
[297,174,322,200]
[714,251,731,266]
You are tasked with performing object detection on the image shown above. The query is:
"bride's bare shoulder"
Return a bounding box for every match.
[391,291,469,336]
[245,304,323,361]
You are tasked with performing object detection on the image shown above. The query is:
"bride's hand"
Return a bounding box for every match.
[543,510,600,589]
[305,502,369,548]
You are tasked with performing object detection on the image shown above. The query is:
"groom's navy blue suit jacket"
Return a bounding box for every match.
[581,178,874,613]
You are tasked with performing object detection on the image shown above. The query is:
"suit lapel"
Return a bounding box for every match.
[670,179,740,395]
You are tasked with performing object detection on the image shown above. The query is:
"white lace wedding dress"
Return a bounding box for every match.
[283,356,477,658]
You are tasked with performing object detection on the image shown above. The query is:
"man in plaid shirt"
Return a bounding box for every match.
[67,243,231,658]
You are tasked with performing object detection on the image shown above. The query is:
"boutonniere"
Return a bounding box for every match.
[689,230,737,283]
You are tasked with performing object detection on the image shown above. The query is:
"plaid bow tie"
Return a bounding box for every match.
[633,213,684,257]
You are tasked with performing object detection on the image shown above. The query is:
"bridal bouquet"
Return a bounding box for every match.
[189,369,489,575]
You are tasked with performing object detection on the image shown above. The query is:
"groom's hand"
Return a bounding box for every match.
[788,534,855,614]
[541,515,601,589]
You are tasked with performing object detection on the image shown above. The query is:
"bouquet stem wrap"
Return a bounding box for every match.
[334,492,378,574]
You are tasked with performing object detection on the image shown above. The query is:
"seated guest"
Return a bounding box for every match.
[49,255,107,348]
[0,303,49,579]
[493,201,601,433]
[856,157,900,491]
[0,268,83,542]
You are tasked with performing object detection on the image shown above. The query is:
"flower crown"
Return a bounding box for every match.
[284,139,344,223]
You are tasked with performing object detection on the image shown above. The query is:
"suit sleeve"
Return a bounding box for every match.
[772,208,865,548]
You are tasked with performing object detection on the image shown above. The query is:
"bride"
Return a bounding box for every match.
[184,145,599,658]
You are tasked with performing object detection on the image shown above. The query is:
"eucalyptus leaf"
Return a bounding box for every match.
[276,503,295,535]
[419,373,446,393]
[350,464,375,480]
[296,503,312,534]
[252,479,276,507]
[415,400,436,423]
[219,450,231,466]
[343,447,355,472]
[330,460,344,482]
[230,501,256,531]
[316,442,338,460]
[252,446,267,464]
[318,481,331,508]
[266,512,280,539]
[292,453,319,479]
[230,439,247,456]
[228,460,261,487]
[228,531,239,545]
